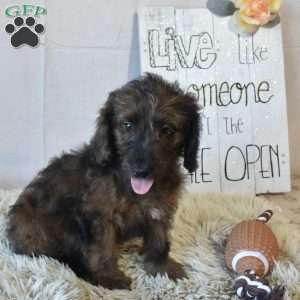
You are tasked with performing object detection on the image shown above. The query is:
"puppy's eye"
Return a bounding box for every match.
[123,121,133,130]
[161,125,176,136]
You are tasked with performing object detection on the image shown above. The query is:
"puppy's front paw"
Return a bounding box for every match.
[165,258,187,281]
[144,257,187,282]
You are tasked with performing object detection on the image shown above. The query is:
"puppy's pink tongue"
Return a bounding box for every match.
[131,178,154,195]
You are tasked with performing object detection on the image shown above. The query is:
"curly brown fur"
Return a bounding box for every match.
[7,73,200,290]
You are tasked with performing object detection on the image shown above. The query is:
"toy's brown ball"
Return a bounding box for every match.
[225,210,279,277]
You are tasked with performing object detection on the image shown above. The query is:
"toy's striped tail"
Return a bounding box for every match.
[256,210,273,223]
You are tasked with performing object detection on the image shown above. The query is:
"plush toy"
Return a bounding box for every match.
[225,210,285,300]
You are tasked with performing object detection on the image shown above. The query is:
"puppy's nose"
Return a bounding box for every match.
[133,169,150,178]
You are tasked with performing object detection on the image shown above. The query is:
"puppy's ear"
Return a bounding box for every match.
[90,97,114,167]
[183,96,201,173]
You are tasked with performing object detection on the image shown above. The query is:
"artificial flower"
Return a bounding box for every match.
[233,0,282,34]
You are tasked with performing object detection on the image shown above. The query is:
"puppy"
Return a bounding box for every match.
[7,73,200,290]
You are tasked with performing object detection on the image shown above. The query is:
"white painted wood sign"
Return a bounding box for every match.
[138,7,291,195]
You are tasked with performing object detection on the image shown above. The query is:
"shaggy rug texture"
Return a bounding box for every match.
[0,189,299,300]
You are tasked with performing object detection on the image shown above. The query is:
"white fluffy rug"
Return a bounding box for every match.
[0,189,299,300]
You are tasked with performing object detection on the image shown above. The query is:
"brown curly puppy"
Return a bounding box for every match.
[7,73,200,290]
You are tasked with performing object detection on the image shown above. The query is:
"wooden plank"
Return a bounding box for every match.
[139,7,221,193]
[138,7,177,83]
[138,7,291,195]
[212,17,255,194]
[248,25,291,193]
[175,9,221,193]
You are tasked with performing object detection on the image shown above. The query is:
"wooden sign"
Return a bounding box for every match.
[138,7,291,195]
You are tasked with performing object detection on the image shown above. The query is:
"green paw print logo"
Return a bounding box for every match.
[4,4,47,48]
